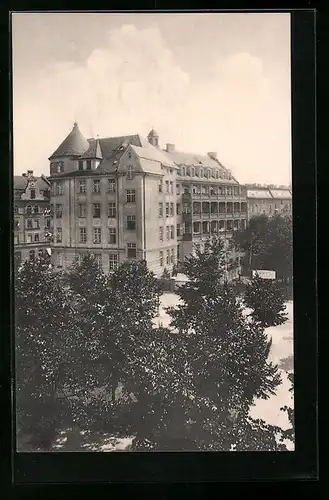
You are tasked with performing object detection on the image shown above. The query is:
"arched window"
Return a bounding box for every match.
[26,205,32,215]
[29,250,35,260]
[200,168,204,178]
[33,205,39,214]
[191,167,195,177]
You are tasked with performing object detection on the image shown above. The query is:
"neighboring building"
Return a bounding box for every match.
[48,123,247,277]
[13,171,51,266]
[247,187,292,218]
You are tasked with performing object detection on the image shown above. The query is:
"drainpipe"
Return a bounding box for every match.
[142,174,146,261]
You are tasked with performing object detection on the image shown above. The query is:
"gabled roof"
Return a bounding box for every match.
[130,144,176,168]
[14,174,50,192]
[49,123,90,159]
[247,189,273,199]
[96,135,142,158]
[14,176,28,190]
[269,189,292,199]
[164,150,222,169]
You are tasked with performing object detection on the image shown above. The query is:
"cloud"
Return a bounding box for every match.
[13,24,290,185]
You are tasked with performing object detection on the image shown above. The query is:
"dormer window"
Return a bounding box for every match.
[30,189,36,199]
[186,167,191,176]
[182,166,186,176]
[200,168,204,178]
[78,160,84,171]
[127,165,134,180]
[215,170,219,179]
[191,167,195,177]
[207,169,211,178]
[86,160,92,170]
[128,151,132,159]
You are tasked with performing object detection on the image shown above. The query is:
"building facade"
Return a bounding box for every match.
[48,123,247,277]
[247,187,292,219]
[14,171,51,266]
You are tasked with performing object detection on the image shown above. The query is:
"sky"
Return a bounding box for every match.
[12,12,291,185]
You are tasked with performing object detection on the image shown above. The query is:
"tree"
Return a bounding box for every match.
[234,214,293,281]
[243,275,288,328]
[128,237,283,451]
[15,255,74,450]
[279,372,294,449]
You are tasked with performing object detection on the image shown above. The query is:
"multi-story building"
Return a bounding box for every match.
[13,170,51,266]
[247,186,292,218]
[48,123,247,277]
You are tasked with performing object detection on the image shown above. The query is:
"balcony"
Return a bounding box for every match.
[182,211,192,222]
[182,233,193,241]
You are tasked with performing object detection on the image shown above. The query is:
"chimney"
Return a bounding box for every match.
[207,152,218,160]
[166,143,175,153]
[27,170,34,178]
[22,173,27,177]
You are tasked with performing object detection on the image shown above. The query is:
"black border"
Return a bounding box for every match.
[2,7,318,488]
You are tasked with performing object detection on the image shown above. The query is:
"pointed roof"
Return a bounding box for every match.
[81,138,103,160]
[49,122,90,159]
[148,129,158,138]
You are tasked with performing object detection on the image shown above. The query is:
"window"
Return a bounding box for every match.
[165,181,169,193]
[177,245,180,261]
[79,180,87,194]
[176,203,181,215]
[200,168,204,178]
[56,204,62,218]
[176,224,181,237]
[108,227,116,244]
[108,179,116,192]
[79,227,87,243]
[193,221,201,234]
[79,204,86,217]
[78,160,84,171]
[170,203,174,216]
[159,227,163,241]
[33,219,39,229]
[159,180,163,193]
[227,187,233,195]
[14,219,19,230]
[14,251,21,264]
[127,243,137,258]
[30,189,36,199]
[170,181,173,194]
[166,226,170,240]
[55,182,64,196]
[108,202,116,218]
[33,205,39,213]
[127,165,134,179]
[56,253,63,268]
[94,254,102,268]
[201,185,209,195]
[93,227,101,243]
[191,167,195,177]
[159,251,164,267]
[14,205,18,214]
[109,253,118,270]
[166,202,169,217]
[159,203,163,217]
[14,236,19,245]
[27,219,33,229]
[170,248,174,264]
[93,180,100,193]
[57,161,64,173]
[170,225,174,239]
[29,250,35,260]
[127,215,136,230]
[176,183,180,195]
[56,228,62,243]
[34,233,40,242]
[192,184,200,195]
[93,203,101,218]
[26,205,32,215]
[46,218,51,229]
[166,249,170,265]
[86,160,92,170]
[126,189,136,203]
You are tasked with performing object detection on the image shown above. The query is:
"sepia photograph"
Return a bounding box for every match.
[12,12,294,453]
